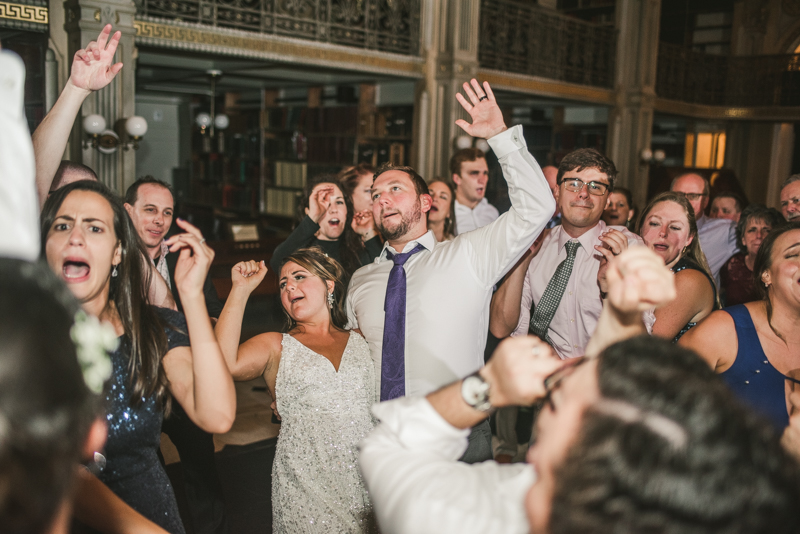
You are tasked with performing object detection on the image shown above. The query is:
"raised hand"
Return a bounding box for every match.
[605,246,676,316]
[595,229,631,293]
[307,184,334,223]
[231,260,268,294]
[481,336,562,407]
[352,209,376,239]
[68,24,123,94]
[165,219,214,301]
[455,79,507,139]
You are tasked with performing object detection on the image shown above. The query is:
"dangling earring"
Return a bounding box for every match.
[680,246,688,256]
[112,264,118,278]
[327,291,334,309]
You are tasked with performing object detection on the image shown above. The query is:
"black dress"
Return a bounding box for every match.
[671,257,718,342]
[269,215,383,277]
[98,308,191,534]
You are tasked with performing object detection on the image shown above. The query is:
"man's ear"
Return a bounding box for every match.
[124,203,134,217]
[451,173,462,187]
[420,193,433,214]
[82,418,108,461]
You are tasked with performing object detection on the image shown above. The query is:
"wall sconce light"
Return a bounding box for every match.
[641,147,666,165]
[83,114,149,153]
[454,135,491,154]
[195,70,230,137]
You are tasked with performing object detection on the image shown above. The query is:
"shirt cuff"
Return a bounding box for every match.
[487,125,527,160]
[370,397,471,460]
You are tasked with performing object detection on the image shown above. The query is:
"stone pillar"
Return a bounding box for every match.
[606,0,661,208]
[414,0,481,181]
[64,0,137,194]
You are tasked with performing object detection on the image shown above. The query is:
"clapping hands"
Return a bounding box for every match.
[455,79,507,140]
[67,24,123,95]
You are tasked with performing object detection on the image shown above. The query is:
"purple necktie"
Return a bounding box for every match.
[380,243,425,401]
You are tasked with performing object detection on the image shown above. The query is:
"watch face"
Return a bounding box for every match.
[463,375,489,407]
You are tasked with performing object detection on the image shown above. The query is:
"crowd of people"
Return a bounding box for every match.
[2,24,800,534]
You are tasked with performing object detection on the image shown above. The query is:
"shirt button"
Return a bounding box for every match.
[763,361,769,365]
[570,318,575,323]
[573,345,578,348]
[569,291,573,296]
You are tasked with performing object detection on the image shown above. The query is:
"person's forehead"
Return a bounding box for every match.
[460,158,488,172]
[745,216,768,228]
[609,192,628,204]
[373,170,414,189]
[773,230,800,255]
[673,174,705,193]
[59,190,114,221]
[562,167,610,184]
[781,181,800,200]
[137,183,174,207]
[429,182,448,194]
[649,200,687,220]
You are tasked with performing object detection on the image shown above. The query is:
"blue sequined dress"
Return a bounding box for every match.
[98,307,190,534]
[272,331,378,533]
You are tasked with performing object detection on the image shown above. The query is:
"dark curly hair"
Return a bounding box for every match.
[556,148,617,192]
[549,336,800,534]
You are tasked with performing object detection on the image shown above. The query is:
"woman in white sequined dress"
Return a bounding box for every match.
[215,247,377,533]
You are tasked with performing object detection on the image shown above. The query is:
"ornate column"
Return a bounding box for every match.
[414,0,480,181]
[64,0,137,194]
[606,0,661,209]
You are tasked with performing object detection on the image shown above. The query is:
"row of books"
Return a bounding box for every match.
[357,141,409,167]
[360,106,413,138]
[262,106,359,134]
[274,162,308,188]
[264,187,302,218]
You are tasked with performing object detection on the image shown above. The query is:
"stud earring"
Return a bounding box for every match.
[112,265,118,278]
[327,291,334,309]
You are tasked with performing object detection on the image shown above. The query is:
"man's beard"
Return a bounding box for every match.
[377,201,423,241]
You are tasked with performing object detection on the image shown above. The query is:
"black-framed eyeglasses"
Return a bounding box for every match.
[560,178,609,196]
[542,356,588,411]
[675,192,708,202]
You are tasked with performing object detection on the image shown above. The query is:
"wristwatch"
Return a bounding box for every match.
[461,371,493,412]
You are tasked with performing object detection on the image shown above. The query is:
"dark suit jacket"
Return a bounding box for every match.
[166,252,224,318]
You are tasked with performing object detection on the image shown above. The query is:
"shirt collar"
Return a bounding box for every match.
[381,230,436,260]
[556,220,606,253]
[455,198,488,212]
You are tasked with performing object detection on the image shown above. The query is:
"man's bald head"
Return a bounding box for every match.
[670,173,709,217]
[50,161,98,192]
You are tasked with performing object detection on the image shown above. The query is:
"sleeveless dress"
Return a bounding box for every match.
[671,257,718,342]
[273,331,378,533]
[721,304,800,430]
[97,308,190,534]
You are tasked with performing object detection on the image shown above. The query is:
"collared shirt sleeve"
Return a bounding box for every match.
[346,281,359,330]
[359,397,534,534]
[0,51,38,261]
[457,125,556,287]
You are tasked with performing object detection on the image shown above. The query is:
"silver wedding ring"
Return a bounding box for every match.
[199,238,206,245]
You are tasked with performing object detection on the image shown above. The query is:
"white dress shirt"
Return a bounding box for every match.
[695,215,738,283]
[454,198,500,235]
[0,51,39,261]
[512,221,651,359]
[359,397,533,534]
[347,125,555,398]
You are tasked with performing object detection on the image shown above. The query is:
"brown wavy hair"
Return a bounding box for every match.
[41,181,171,411]
[280,247,348,332]
[753,220,800,342]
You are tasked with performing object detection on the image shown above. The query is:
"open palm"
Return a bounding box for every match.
[455,79,507,139]
[69,24,123,93]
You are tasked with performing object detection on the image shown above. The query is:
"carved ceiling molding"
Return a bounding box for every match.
[133,17,424,77]
[477,68,616,106]
[654,97,800,121]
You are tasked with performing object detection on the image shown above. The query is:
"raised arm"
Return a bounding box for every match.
[584,247,676,358]
[215,259,280,380]
[269,184,333,272]
[31,24,122,205]
[489,250,534,338]
[160,219,236,434]
[454,80,556,285]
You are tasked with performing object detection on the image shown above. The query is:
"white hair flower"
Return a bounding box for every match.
[70,311,117,394]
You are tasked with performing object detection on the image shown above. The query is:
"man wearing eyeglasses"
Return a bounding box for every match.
[670,173,737,281]
[489,148,649,362]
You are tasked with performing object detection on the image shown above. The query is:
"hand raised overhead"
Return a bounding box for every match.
[455,79,507,140]
[68,24,123,94]
[231,260,268,294]
[605,246,676,316]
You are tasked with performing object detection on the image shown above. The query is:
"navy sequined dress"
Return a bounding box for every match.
[671,257,718,342]
[98,307,190,534]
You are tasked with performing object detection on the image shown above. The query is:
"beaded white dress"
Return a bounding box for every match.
[273,331,378,533]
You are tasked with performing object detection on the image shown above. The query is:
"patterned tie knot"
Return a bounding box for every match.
[565,240,580,257]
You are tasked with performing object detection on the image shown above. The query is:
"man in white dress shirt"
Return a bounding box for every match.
[358,248,800,534]
[451,148,500,234]
[670,173,737,281]
[347,79,554,462]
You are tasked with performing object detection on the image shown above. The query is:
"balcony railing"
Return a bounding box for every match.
[135,0,420,55]
[479,0,616,89]
[657,42,800,107]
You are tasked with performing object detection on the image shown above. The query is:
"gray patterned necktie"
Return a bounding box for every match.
[530,240,580,342]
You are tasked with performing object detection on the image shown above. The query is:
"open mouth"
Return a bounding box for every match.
[63,260,90,282]
[652,243,669,252]
[290,296,304,304]
[328,218,340,227]
[147,229,163,238]
[430,206,439,212]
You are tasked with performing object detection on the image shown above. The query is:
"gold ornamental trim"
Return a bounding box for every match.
[478,68,616,106]
[134,18,425,78]
[0,1,48,24]
[654,97,800,121]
